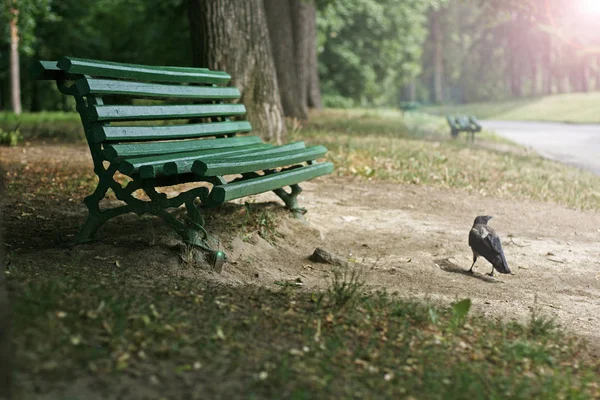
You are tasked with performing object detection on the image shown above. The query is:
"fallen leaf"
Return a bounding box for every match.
[289,348,304,356]
[214,326,226,340]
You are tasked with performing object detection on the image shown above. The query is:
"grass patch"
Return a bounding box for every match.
[0,111,83,142]
[298,109,600,210]
[6,262,599,399]
[424,92,600,124]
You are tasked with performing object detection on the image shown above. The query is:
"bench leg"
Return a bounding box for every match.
[75,174,113,243]
[273,184,306,220]
[76,213,103,243]
[142,183,225,271]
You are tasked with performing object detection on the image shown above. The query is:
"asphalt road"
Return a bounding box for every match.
[482,120,600,175]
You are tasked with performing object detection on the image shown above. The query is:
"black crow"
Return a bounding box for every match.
[468,215,511,276]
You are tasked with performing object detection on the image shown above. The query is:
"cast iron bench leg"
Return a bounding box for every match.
[273,184,306,220]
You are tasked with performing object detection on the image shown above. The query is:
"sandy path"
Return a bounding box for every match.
[233,177,600,352]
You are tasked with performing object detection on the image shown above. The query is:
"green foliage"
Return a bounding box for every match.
[0,111,83,141]
[317,0,444,106]
[34,0,190,65]
[0,0,56,55]
[321,93,355,109]
[0,127,22,146]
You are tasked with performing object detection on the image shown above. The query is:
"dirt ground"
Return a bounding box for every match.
[3,144,600,359]
[231,178,600,355]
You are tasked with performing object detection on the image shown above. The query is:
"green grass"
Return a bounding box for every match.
[7,262,599,399]
[3,107,600,397]
[423,92,600,124]
[298,109,600,210]
[0,111,83,141]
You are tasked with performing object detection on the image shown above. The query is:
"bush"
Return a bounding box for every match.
[0,129,23,146]
[0,112,84,142]
[322,94,355,109]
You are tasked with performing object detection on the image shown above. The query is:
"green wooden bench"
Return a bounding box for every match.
[35,57,334,267]
[446,115,482,142]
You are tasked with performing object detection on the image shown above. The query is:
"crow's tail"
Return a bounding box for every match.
[493,252,511,274]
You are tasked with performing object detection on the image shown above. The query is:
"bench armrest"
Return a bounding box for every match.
[32,60,66,81]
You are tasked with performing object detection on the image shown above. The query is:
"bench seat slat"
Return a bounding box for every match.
[164,142,307,177]
[119,141,307,178]
[206,162,334,205]
[193,145,328,176]
[104,135,262,160]
[91,120,252,143]
[76,78,241,99]
[58,56,231,84]
[119,143,273,178]
[88,104,246,122]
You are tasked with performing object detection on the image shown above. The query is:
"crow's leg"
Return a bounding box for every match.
[487,265,495,277]
[468,258,477,273]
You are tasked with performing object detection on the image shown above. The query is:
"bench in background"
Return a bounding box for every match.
[446,115,482,142]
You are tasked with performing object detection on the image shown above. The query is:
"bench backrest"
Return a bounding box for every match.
[37,57,254,165]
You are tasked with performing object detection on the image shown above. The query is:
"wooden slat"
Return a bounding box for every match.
[193,145,328,176]
[162,145,275,177]
[33,60,64,80]
[76,78,241,99]
[118,143,272,178]
[57,56,231,84]
[122,141,306,178]
[103,135,262,161]
[205,162,334,205]
[87,104,247,123]
[122,142,305,178]
[91,120,252,143]
[196,141,306,164]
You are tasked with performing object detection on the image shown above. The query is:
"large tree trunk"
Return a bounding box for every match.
[10,2,22,115]
[290,0,312,114]
[263,0,307,120]
[430,9,444,103]
[305,3,322,109]
[188,0,286,143]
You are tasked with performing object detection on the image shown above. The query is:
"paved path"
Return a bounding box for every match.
[482,120,600,175]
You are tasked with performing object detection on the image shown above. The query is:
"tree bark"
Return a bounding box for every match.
[188,0,286,143]
[305,3,321,109]
[263,0,307,120]
[10,2,22,115]
[290,0,311,114]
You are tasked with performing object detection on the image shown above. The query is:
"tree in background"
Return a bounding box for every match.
[317,0,442,107]
[8,0,20,114]
[188,0,286,143]
[263,0,307,120]
[416,0,600,104]
[1,0,54,114]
